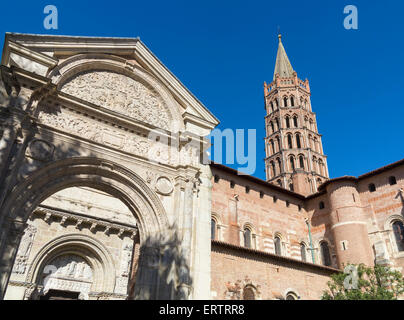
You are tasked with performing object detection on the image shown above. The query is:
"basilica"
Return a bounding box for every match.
[0,32,402,300]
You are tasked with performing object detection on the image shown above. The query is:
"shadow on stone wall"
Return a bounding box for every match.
[130,227,192,300]
[0,66,192,300]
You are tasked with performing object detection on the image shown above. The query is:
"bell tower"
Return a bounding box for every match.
[264,34,329,195]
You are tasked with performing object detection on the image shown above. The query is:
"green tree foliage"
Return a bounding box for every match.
[322,264,404,300]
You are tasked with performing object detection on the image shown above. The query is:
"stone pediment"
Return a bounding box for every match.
[60,69,171,130]
[2,33,220,134]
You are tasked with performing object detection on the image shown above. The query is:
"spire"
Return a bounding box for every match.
[273,34,294,80]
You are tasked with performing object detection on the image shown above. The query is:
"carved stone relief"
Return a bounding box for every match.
[37,107,180,166]
[155,177,174,195]
[41,254,93,295]
[115,242,133,295]
[60,70,171,130]
[12,224,37,274]
[25,139,55,161]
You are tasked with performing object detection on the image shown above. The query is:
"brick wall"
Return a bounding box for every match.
[211,241,336,300]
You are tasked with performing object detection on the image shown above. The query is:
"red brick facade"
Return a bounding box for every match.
[210,160,404,300]
[209,35,404,300]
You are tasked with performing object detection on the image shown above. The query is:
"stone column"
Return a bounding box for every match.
[177,177,195,299]
[191,164,212,300]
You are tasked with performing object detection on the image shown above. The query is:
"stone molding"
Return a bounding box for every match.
[33,205,138,239]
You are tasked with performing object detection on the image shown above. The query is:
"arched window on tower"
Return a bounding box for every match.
[290,96,295,107]
[275,118,280,130]
[244,227,252,248]
[320,242,331,266]
[309,119,314,131]
[289,156,295,172]
[275,98,279,109]
[318,159,324,176]
[296,134,302,149]
[270,161,276,177]
[270,102,274,113]
[314,137,319,153]
[299,155,305,169]
[285,116,291,129]
[284,96,288,107]
[293,116,298,128]
[300,243,307,262]
[393,221,404,252]
[270,121,274,134]
[270,140,275,155]
[287,135,293,149]
[312,157,318,173]
[274,236,282,256]
[276,137,280,152]
[277,158,282,174]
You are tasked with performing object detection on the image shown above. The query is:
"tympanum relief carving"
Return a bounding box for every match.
[60,70,171,130]
[41,254,93,296]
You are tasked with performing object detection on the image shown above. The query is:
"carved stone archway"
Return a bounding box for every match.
[0,157,186,300]
[25,234,116,300]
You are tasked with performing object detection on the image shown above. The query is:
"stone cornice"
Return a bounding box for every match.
[33,205,138,239]
[4,33,219,130]
[1,40,58,69]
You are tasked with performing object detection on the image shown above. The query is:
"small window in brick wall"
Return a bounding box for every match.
[230,181,235,189]
[319,201,325,210]
[368,184,376,193]
[260,191,264,199]
[273,196,277,203]
[245,186,250,194]
[214,175,220,183]
[341,240,349,251]
[389,176,397,186]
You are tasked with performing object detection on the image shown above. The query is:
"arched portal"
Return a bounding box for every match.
[0,157,188,300]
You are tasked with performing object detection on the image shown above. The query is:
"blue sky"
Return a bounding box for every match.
[1,0,403,180]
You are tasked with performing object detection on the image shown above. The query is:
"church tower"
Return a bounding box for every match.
[264,35,329,195]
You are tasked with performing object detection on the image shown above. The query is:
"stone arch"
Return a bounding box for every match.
[284,288,300,300]
[47,53,184,132]
[384,215,404,254]
[0,157,179,299]
[25,233,116,299]
[242,223,256,249]
[316,238,333,266]
[2,157,168,242]
[384,215,404,231]
[211,212,222,241]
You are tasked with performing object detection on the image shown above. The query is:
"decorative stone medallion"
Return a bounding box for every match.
[26,139,54,161]
[155,177,174,195]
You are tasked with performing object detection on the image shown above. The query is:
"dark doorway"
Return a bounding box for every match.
[40,290,80,300]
